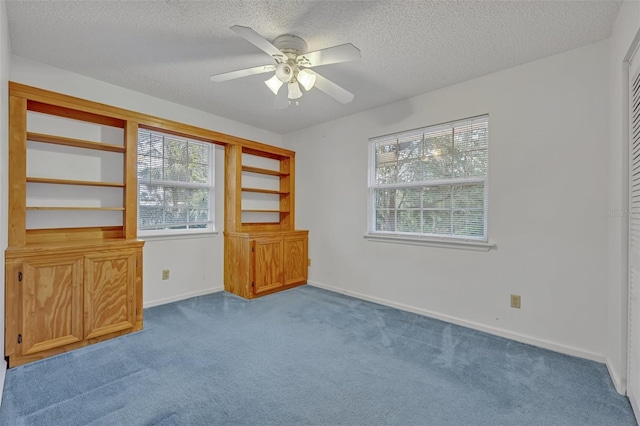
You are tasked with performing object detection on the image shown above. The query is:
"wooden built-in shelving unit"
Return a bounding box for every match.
[6,81,308,366]
[6,83,143,367]
[224,144,308,299]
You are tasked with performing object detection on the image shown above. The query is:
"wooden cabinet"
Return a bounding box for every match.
[5,241,143,367]
[13,255,84,356]
[224,142,308,299]
[225,231,308,299]
[83,250,138,340]
[283,233,308,286]
[253,235,285,294]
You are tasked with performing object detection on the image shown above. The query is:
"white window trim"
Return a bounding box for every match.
[364,233,496,251]
[139,229,219,241]
[137,130,216,235]
[366,115,491,245]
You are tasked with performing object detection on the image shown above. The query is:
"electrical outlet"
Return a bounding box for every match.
[162,270,170,280]
[510,294,521,309]
[308,258,311,266]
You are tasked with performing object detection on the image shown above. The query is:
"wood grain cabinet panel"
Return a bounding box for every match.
[253,237,284,294]
[283,234,308,286]
[84,251,136,339]
[20,256,84,355]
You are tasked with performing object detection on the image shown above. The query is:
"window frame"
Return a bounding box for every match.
[137,129,215,237]
[366,115,491,247]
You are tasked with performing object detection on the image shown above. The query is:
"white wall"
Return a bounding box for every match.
[0,0,11,398]
[608,0,640,397]
[285,41,611,363]
[9,55,283,307]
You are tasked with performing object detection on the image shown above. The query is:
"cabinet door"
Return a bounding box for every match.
[84,251,136,340]
[253,237,284,294]
[20,256,84,355]
[284,234,308,286]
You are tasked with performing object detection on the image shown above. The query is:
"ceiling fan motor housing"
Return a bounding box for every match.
[272,34,308,56]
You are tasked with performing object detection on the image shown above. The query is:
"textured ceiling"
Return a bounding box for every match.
[6,1,621,134]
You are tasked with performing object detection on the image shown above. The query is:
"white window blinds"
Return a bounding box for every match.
[368,115,489,241]
[137,129,214,233]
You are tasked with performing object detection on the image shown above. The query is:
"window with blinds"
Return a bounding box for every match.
[368,115,489,241]
[137,129,214,233]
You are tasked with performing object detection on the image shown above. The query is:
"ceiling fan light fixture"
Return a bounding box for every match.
[288,82,302,99]
[265,75,284,95]
[297,69,316,91]
[275,63,294,83]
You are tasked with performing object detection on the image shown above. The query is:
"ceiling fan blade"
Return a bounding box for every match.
[230,25,286,62]
[209,65,275,82]
[274,84,289,110]
[313,72,355,104]
[297,43,361,68]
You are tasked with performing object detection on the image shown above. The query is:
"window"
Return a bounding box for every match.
[137,129,214,234]
[368,115,488,241]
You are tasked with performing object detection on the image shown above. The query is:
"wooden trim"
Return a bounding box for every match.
[280,156,294,230]
[135,250,143,330]
[5,260,20,358]
[123,121,138,239]
[241,209,288,213]
[26,226,124,245]
[10,81,295,156]
[225,145,242,232]
[5,239,144,258]
[8,95,27,247]
[238,223,283,232]
[241,187,289,195]
[27,100,125,128]
[27,132,126,153]
[242,146,290,160]
[241,165,289,177]
[26,177,125,188]
[223,233,251,298]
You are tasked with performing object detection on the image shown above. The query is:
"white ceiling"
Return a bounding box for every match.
[6,1,621,135]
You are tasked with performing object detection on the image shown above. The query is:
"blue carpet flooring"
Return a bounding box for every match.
[0,285,636,425]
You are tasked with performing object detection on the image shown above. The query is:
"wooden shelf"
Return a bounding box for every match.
[241,165,289,177]
[27,206,125,211]
[241,209,289,213]
[27,132,126,153]
[241,187,289,195]
[27,177,125,188]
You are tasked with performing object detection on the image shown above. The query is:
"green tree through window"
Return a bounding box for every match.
[369,116,488,240]
[137,130,214,232]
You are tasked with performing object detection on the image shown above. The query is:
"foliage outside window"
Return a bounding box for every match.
[369,115,488,241]
[137,129,214,233]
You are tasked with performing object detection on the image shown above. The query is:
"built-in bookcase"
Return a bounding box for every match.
[224,145,308,299]
[5,83,143,367]
[5,81,307,366]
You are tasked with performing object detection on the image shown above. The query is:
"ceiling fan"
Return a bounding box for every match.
[209,25,361,109]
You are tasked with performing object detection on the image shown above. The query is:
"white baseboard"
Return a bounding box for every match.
[606,358,627,395]
[0,359,6,407]
[308,280,607,364]
[143,286,224,309]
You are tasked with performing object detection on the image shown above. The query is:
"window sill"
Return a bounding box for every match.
[139,231,219,241]
[364,234,496,251]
